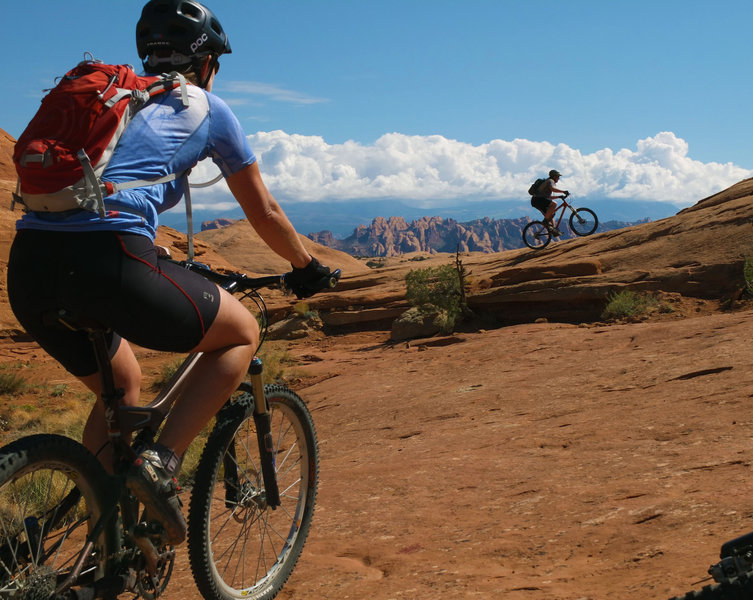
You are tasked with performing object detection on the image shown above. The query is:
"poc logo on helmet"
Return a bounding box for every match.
[190,33,209,53]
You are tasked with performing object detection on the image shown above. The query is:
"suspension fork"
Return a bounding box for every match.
[249,357,281,508]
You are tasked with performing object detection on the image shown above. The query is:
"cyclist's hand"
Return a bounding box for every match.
[564,190,570,197]
[284,256,336,299]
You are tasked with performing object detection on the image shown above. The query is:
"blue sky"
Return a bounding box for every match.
[3,0,753,217]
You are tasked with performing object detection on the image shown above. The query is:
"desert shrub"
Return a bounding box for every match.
[0,371,27,396]
[601,290,669,320]
[49,384,68,398]
[366,258,386,269]
[0,395,92,446]
[405,264,463,330]
[744,256,753,295]
[258,346,297,383]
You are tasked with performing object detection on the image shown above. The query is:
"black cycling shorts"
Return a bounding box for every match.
[7,230,222,376]
[531,196,554,213]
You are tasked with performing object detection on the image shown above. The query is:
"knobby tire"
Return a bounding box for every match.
[188,383,319,600]
[0,434,119,598]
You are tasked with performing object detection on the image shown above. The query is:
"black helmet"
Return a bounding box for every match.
[549,169,562,179]
[136,0,232,64]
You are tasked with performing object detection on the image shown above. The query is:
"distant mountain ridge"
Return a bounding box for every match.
[166,197,680,239]
[307,214,647,257]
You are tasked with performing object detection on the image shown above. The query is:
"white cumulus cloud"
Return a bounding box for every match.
[186,131,752,211]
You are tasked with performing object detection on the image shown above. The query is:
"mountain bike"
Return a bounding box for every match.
[0,259,340,600]
[522,195,598,250]
[669,530,753,599]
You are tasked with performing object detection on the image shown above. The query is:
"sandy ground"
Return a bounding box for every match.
[97,304,753,600]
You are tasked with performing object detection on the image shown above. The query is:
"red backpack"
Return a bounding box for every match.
[13,56,189,217]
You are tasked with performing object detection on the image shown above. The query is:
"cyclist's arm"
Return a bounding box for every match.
[225,162,312,269]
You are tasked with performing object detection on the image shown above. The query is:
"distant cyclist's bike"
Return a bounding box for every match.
[522,194,598,250]
[0,260,340,600]
[669,530,753,599]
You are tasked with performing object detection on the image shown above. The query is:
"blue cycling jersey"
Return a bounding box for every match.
[16,85,255,240]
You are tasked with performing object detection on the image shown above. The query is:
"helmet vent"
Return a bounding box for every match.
[177,2,201,22]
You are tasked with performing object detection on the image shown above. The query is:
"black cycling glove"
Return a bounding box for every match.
[284,256,333,299]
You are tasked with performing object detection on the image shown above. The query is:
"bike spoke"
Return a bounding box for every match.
[275,452,301,487]
[278,476,302,503]
[220,516,253,583]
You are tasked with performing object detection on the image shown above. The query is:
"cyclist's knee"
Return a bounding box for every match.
[195,292,259,352]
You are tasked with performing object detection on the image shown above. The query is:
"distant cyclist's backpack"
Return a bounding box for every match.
[528,178,546,197]
[13,56,189,217]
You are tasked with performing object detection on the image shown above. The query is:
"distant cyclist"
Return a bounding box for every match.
[531,169,570,236]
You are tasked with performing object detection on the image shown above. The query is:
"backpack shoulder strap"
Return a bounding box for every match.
[183,172,196,262]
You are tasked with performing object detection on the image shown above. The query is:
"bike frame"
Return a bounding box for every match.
[549,196,579,229]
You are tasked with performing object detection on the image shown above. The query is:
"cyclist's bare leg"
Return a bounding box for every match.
[157,288,258,456]
[544,201,557,223]
[79,340,142,472]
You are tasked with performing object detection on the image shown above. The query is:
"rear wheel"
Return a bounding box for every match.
[188,384,319,600]
[522,221,551,249]
[0,434,118,598]
[569,208,598,236]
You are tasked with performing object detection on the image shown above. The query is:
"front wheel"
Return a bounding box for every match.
[569,208,598,236]
[0,434,118,598]
[522,221,552,249]
[188,383,319,600]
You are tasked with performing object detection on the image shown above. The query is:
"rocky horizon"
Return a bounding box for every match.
[308,213,650,257]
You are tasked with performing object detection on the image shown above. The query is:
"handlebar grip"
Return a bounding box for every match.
[281,268,341,297]
[327,269,342,289]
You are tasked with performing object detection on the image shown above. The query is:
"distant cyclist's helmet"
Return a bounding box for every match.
[549,169,562,179]
[136,0,232,64]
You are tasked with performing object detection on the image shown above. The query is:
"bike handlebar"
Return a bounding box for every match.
[173,259,342,295]
[175,259,341,353]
